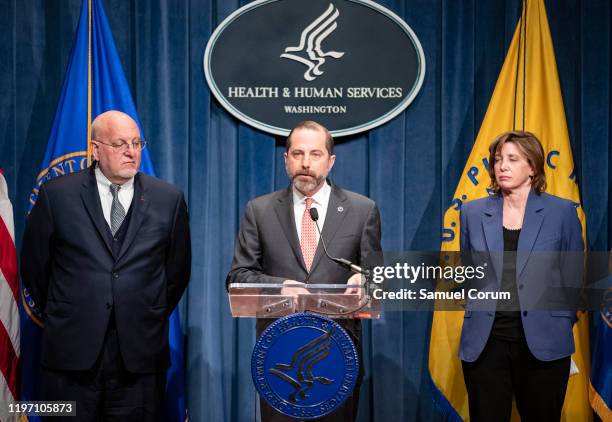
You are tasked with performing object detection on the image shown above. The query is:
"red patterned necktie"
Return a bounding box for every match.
[300,197,317,271]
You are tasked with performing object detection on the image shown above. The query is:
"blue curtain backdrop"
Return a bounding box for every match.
[1,0,611,421]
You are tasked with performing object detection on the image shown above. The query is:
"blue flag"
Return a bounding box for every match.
[20,1,187,420]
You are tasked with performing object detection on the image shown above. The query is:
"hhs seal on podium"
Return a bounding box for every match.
[252,313,359,419]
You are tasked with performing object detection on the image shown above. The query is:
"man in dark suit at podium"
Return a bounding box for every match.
[227,120,382,421]
[21,110,191,421]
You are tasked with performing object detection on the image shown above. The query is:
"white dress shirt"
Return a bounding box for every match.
[292,181,331,243]
[95,166,134,229]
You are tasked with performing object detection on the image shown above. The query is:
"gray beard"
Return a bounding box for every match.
[292,175,325,195]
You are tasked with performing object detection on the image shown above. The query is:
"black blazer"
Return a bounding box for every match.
[21,166,191,373]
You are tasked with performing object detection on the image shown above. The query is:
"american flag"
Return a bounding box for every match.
[0,169,19,421]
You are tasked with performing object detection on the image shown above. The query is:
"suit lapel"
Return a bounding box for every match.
[80,166,113,256]
[516,192,545,277]
[309,185,348,274]
[117,173,149,262]
[482,195,503,285]
[273,187,307,272]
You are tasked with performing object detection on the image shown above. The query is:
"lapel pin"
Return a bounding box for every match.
[337,206,344,213]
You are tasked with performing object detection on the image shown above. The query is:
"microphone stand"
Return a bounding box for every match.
[299,207,372,317]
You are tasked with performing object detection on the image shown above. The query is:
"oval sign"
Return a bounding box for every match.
[204,0,426,137]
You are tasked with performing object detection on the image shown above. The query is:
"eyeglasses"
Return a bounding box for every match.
[92,138,147,152]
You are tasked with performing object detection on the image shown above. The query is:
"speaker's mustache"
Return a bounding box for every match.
[293,172,315,179]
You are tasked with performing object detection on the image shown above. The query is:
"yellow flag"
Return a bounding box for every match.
[428,0,591,420]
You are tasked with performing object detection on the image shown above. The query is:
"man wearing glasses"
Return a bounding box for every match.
[21,110,191,421]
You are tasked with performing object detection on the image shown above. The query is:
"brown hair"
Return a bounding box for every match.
[286,121,334,155]
[488,131,547,194]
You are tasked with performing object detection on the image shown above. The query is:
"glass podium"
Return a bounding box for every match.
[227,282,380,319]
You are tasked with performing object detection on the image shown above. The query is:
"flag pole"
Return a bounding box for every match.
[86,0,93,166]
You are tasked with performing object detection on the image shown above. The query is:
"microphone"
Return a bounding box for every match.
[308,207,368,276]
[309,207,319,221]
[301,206,372,317]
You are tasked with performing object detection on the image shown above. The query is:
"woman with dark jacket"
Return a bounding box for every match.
[459,131,583,421]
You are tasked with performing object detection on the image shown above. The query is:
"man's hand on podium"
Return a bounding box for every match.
[345,273,364,298]
[281,280,309,298]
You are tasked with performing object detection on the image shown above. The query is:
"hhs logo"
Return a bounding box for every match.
[251,313,359,419]
[204,0,425,137]
[280,4,345,81]
[268,327,335,403]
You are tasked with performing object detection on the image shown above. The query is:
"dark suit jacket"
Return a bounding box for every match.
[226,182,382,338]
[20,166,191,373]
[459,191,583,362]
